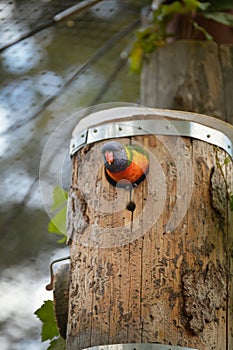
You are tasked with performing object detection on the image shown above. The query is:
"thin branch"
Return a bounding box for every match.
[54,0,105,22]
[0,0,105,52]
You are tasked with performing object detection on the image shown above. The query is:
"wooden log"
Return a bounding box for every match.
[65,110,233,349]
[141,41,233,125]
[53,263,70,339]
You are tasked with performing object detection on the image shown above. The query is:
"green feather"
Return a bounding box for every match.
[125,145,149,161]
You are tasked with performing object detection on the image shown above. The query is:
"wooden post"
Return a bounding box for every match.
[65,107,233,350]
[141,41,233,125]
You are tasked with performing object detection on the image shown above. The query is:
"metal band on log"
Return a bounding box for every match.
[66,107,233,350]
[81,344,197,350]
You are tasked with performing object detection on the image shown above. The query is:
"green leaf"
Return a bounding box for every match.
[203,11,233,26]
[206,0,233,12]
[224,156,231,165]
[47,336,66,350]
[48,206,67,235]
[34,300,59,342]
[136,26,153,40]
[196,1,210,11]
[57,235,67,244]
[130,42,144,73]
[48,186,68,242]
[159,1,185,17]
[193,21,213,40]
[184,0,209,12]
[51,186,68,211]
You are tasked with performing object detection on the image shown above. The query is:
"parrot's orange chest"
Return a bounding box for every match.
[106,150,149,186]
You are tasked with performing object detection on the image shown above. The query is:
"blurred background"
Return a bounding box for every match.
[0,0,150,348]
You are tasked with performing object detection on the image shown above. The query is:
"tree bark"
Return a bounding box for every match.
[141,41,233,125]
[66,131,233,349]
[65,40,233,350]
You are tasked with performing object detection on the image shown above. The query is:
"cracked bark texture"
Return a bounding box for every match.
[66,133,233,350]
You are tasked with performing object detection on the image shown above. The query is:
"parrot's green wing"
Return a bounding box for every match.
[126,145,149,160]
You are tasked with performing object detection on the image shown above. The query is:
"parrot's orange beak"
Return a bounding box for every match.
[105,151,114,165]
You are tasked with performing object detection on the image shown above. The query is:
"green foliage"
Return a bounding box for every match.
[35,300,66,350]
[130,0,233,72]
[35,186,68,349]
[203,11,233,26]
[51,186,68,211]
[207,0,233,11]
[224,156,231,165]
[193,21,213,40]
[47,337,66,350]
[48,206,67,243]
[48,186,68,243]
[34,300,59,341]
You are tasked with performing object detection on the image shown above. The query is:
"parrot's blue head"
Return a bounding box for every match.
[102,141,128,173]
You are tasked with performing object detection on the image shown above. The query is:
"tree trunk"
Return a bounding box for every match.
[141,41,233,125]
[65,40,233,350]
[66,110,233,350]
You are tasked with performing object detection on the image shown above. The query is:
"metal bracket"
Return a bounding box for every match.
[70,129,88,155]
[46,256,70,291]
[70,119,233,158]
[82,344,198,350]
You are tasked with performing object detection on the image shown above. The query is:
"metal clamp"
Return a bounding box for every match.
[46,256,70,291]
[82,344,198,350]
[70,119,233,158]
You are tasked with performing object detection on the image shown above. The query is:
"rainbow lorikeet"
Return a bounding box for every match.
[102,141,149,187]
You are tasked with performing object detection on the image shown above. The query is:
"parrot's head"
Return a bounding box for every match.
[102,141,128,173]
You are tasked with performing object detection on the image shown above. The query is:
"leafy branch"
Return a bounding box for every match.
[35,187,68,349]
[130,0,233,72]
[35,300,66,350]
[48,186,68,243]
